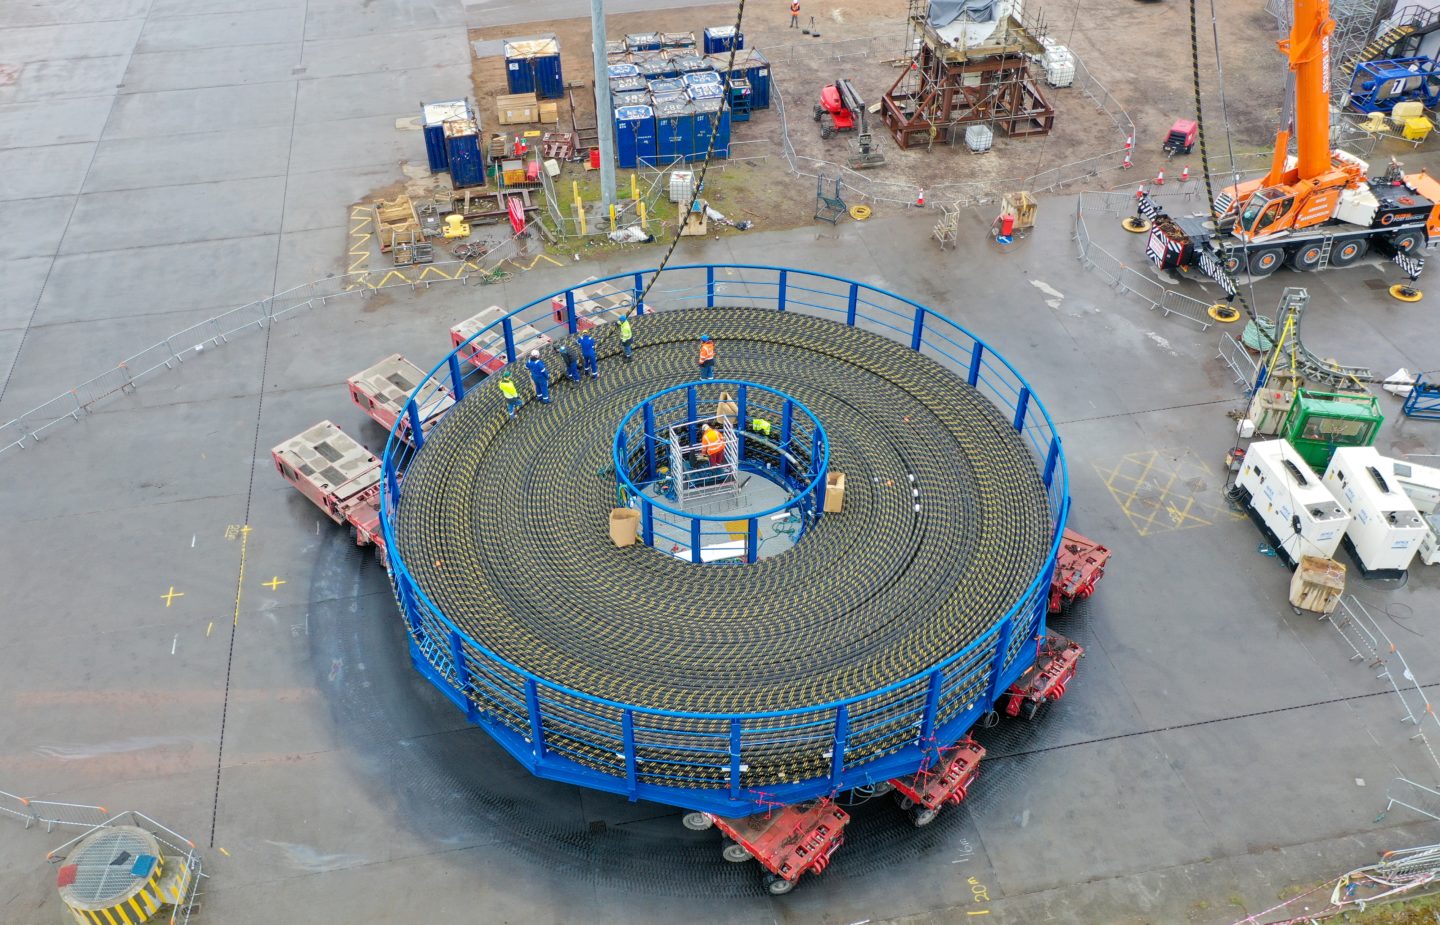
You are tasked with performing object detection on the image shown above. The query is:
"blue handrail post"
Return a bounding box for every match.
[911,306,925,350]
[829,705,849,790]
[1043,438,1061,488]
[406,401,426,449]
[919,670,942,747]
[385,463,401,503]
[746,518,759,562]
[706,266,716,307]
[736,384,748,459]
[447,353,467,400]
[686,385,699,446]
[777,269,788,312]
[812,429,827,512]
[641,498,655,546]
[622,710,639,798]
[398,579,422,634]
[691,519,702,564]
[643,402,658,480]
[633,272,646,314]
[780,401,794,480]
[846,282,858,326]
[449,631,479,722]
[968,341,984,387]
[502,317,517,364]
[525,678,547,760]
[728,719,743,800]
[985,618,1017,702]
[565,290,578,335]
[1013,386,1031,431]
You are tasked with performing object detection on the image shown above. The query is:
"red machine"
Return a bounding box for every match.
[272,421,386,555]
[885,737,985,827]
[692,800,849,895]
[549,276,634,331]
[450,305,552,375]
[1162,118,1197,156]
[1049,528,1111,613]
[1002,632,1083,720]
[814,79,864,139]
[347,353,454,445]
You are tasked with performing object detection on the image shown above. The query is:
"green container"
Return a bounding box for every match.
[1282,389,1383,472]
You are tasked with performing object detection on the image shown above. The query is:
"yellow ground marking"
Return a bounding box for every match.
[161,587,185,608]
[508,253,563,271]
[232,526,251,626]
[263,577,286,591]
[218,847,230,857]
[371,269,414,288]
[415,265,457,282]
[1093,448,1244,537]
[206,622,214,637]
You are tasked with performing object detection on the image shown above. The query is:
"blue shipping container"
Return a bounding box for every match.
[683,70,722,89]
[445,120,486,188]
[420,99,470,173]
[703,26,743,55]
[654,100,694,165]
[504,36,564,100]
[687,82,724,101]
[607,62,640,79]
[745,50,770,109]
[610,75,648,94]
[690,98,730,160]
[615,105,655,169]
[613,91,650,109]
[625,32,663,52]
[648,77,685,96]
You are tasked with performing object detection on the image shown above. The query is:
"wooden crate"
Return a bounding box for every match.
[1289,555,1346,614]
[372,195,419,253]
[497,92,539,125]
[538,100,559,124]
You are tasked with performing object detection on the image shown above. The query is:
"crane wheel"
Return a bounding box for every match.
[1207,303,1241,323]
[1390,283,1424,302]
[1121,216,1151,233]
[849,204,872,220]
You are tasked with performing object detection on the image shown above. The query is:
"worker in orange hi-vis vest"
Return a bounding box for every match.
[790,0,800,28]
[698,335,717,379]
[701,424,725,466]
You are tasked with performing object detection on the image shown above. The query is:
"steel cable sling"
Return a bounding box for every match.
[393,309,1051,789]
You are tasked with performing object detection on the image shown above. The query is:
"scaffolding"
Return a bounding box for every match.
[668,416,741,508]
[883,0,1054,150]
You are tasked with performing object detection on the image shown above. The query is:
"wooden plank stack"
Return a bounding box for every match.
[1289,555,1346,614]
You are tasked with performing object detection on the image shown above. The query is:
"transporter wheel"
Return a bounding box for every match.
[911,807,940,827]
[813,104,823,122]
[1248,247,1285,277]
[895,793,916,811]
[765,874,797,896]
[681,811,713,831]
[1220,253,1243,275]
[821,124,834,139]
[1021,698,1043,721]
[1289,242,1325,271]
[1330,238,1369,267]
[722,841,753,863]
[1391,230,1424,255]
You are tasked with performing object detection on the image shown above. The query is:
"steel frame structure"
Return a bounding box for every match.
[378,264,1069,817]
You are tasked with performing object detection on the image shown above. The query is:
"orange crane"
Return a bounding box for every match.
[1142,0,1440,280]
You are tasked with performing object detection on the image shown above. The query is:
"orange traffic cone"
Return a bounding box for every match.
[916,188,925,207]
[1135,184,1146,200]
[1122,153,1133,170]
[1124,134,1133,151]
[1180,165,1190,182]
[1154,168,1165,186]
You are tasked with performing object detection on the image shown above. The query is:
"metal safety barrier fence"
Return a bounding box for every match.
[379,264,1068,816]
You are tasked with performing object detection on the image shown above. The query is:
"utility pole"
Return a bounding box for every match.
[590,0,617,208]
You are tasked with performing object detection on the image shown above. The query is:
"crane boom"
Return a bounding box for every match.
[1284,0,1336,180]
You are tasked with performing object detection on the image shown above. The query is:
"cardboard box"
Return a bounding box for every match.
[498,92,539,125]
[609,507,641,546]
[824,471,846,513]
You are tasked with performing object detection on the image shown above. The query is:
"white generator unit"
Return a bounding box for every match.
[1324,447,1428,575]
[1235,439,1351,567]
[1386,456,1440,566]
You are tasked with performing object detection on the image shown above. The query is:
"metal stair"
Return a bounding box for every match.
[1342,22,1417,77]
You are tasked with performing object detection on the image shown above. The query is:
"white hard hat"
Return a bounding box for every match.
[530,349,540,358]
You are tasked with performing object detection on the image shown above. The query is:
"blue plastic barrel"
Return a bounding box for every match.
[420,99,470,173]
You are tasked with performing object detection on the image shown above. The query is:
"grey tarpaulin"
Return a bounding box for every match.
[928,0,996,25]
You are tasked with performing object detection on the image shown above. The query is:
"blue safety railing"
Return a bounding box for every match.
[379,264,1069,817]
[613,380,829,563]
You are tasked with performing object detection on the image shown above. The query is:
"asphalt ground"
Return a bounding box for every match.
[5,0,1440,923]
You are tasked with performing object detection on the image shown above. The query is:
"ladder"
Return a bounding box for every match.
[1317,234,1335,268]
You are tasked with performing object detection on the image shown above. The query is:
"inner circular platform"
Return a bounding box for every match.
[393,307,1052,721]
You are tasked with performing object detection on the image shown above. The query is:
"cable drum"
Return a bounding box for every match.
[392,307,1053,791]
